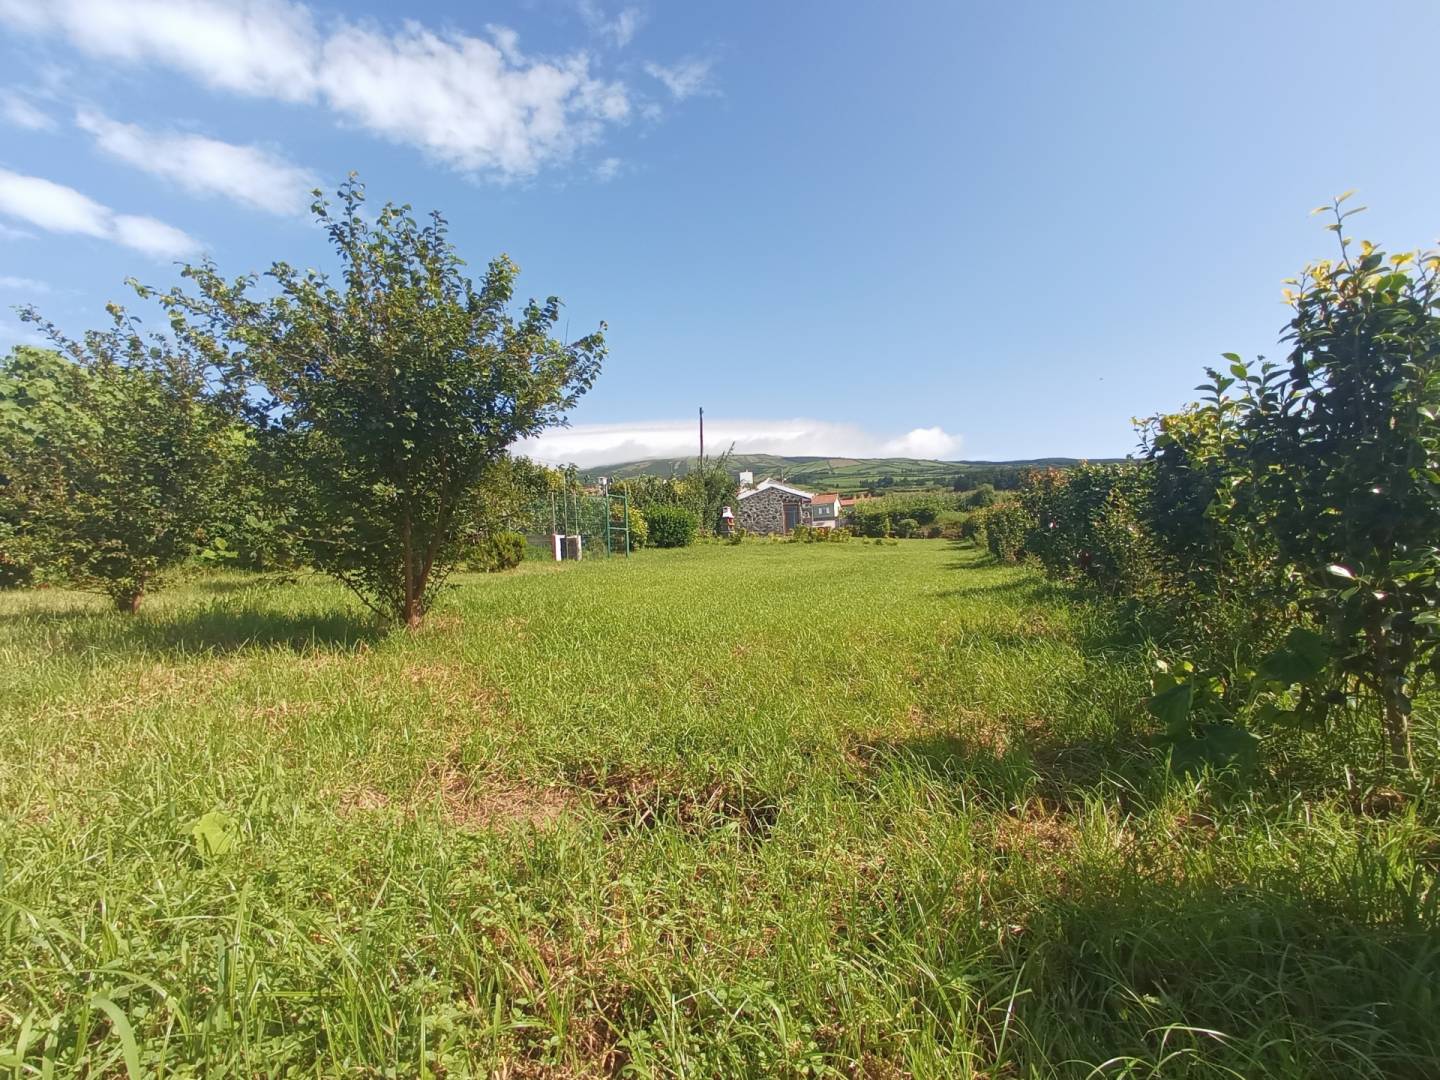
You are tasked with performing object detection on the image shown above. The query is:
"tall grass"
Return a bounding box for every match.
[1,543,1436,1076]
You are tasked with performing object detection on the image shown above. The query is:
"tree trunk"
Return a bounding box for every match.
[402,505,421,630]
[1383,694,1414,777]
[116,591,142,614]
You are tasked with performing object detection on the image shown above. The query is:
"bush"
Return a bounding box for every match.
[965,484,997,509]
[646,505,698,548]
[467,530,527,572]
[936,511,970,541]
[612,503,647,550]
[1006,200,1440,779]
[895,517,920,539]
[978,501,1032,562]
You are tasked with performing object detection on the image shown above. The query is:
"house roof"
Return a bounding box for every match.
[737,478,815,500]
[811,493,840,504]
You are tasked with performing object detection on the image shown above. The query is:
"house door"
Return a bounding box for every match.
[784,502,800,531]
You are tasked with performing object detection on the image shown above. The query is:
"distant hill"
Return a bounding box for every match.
[579,454,1124,495]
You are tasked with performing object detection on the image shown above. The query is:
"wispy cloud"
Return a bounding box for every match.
[593,156,623,181]
[0,167,199,258]
[1,0,659,180]
[0,275,51,292]
[77,110,320,215]
[515,418,963,467]
[0,90,55,131]
[578,1,644,48]
[643,57,713,100]
[0,0,321,100]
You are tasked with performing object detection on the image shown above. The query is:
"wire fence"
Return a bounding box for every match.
[513,490,631,561]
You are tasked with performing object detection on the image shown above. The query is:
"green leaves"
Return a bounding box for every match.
[1255,628,1330,686]
[1148,679,1194,737]
[1,320,235,608]
[190,810,240,858]
[156,175,606,627]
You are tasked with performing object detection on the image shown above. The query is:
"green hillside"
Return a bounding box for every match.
[580,454,1121,494]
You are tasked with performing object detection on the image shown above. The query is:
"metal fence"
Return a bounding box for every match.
[515,490,631,561]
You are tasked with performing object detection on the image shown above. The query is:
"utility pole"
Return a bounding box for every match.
[698,406,705,464]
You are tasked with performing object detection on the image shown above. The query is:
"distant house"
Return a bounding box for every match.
[737,478,814,535]
[809,493,843,530]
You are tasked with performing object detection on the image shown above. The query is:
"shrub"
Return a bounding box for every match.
[467,530,527,572]
[0,331,233,612]
[1009,199,1440,778]
[965,484,997,509]
[158,176,604,628]
[647,505,698,548]
[978,501,1032,562]
[626,504,648,549]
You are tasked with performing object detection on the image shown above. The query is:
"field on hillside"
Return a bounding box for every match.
[2,543,1437,1077]
[581,456,1121,495]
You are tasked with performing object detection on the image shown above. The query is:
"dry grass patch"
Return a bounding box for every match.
[427,757,575,831]
[573,765,782,837]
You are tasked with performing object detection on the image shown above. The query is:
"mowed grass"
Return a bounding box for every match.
[1,542,1437,1077]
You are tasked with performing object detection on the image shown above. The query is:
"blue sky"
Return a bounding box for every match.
[1,1,1437,464]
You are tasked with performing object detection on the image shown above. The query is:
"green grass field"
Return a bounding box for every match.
[2,542,1437,1077]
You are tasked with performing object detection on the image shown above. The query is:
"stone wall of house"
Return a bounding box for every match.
[737,487,813,535]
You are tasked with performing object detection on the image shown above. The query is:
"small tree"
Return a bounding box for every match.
[1237,197,1440,773]
[1,317,232,611]
[157,177,604,627]
[679,445,739,533]
[646,505,698,548]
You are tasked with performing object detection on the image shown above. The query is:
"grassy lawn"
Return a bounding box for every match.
[2,541,1437,1077]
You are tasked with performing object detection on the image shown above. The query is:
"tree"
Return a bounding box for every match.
[0,346,71,588]
[155,177,604,627]
[679,445,739,533]
[1235,197,1440,773]
[0,315,233,611]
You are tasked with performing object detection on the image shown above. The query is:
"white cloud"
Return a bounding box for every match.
[0,222,37,241]
[111,214,201,258]
[0,168,198,258]
[594,156,622,181]
[882,426,963,459]
[514,418,963,467]
[77,110,320,215]
[3,0,650,179]
[0,170,111,235]
[0,0,320,101]
[319,22,629,175]
[578,1,644,48]
[644,58,713,100]
[0,275,50,292]
[1,91,55,131]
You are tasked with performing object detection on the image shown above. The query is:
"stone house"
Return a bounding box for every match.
[737,479,814,535]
